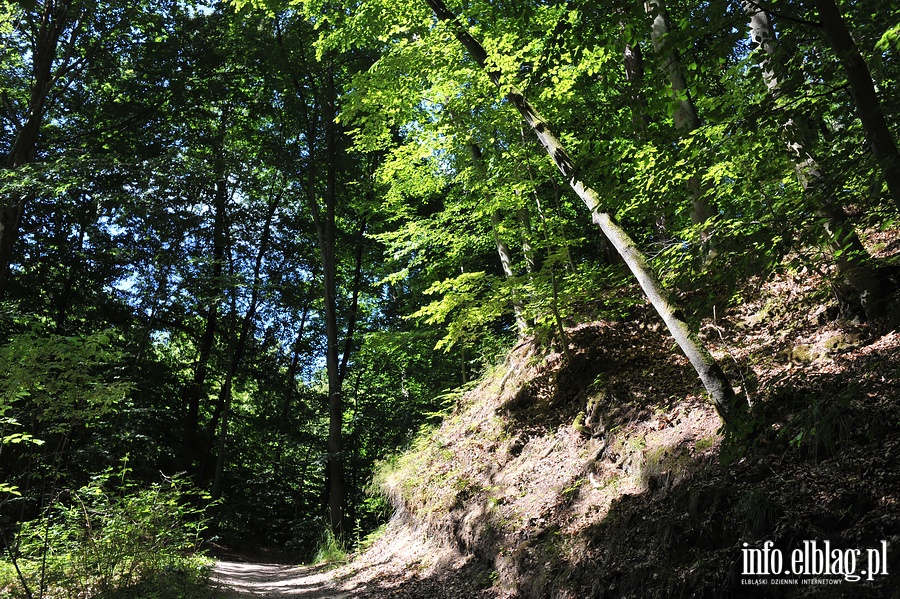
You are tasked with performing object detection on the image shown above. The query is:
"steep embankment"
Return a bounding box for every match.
[330,238,900,598]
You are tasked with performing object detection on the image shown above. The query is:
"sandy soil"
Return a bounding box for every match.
[211,561,348,598]
[211,516,494,598]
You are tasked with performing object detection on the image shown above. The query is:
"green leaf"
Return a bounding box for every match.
[876,23,900,52]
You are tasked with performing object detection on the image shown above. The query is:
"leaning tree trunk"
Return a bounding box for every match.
[423,0,743,427]
[745,2,883,318]
[812,0,900,212]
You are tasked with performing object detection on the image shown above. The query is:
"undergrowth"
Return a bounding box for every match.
[0,465,212,599]
[314,526,348,565]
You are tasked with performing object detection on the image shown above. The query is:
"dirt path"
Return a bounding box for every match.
[208,518,495,598]
[211,561,348,598]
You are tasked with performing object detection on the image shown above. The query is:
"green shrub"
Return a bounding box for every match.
[1,466,212,599]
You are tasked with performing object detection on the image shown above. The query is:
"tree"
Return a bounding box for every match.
[812,0,900,211]
[272,10,376,535]
[0,0,141,297]
[210,184,282,500]
[744,1,883,317]
[466,142,529,335]
[421,0,743,427]
[3,0,898,566]
[644,0,714,226]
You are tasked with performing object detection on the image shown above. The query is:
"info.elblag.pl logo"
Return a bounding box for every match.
[740,540,889,586]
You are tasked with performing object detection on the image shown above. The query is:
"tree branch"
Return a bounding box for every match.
[1,92,23,132]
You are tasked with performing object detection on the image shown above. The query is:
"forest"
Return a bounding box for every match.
[1,0,899,596]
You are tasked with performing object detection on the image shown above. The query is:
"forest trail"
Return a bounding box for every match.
[211,561,348,598]
[208,517,496,599]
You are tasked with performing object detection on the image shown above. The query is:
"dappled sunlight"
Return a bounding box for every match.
[212,561,347,597]
[3,0,900,596]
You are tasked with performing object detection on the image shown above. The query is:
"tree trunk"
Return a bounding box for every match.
[0,202,27,298]
[491,210,529,335]
[745,3,883,318]
[813,0,900,211]
[339,219,367,380]
[423,0,743,427]
[0,2,67,297]
[518,208,537,274]
[532,197,572,362]
[644,0,714,226]
[466,140,529,334]
[623,40,651,138]
[275,22,344,529]
[276,29,354,533]
[183,176,229,476]
[461,347,468,384]
[305,67,348,538]
[211,190,281,500]
[644,0,700,132]
[53,215,87,333]
[274,306,310,477]
[622,37,670,239]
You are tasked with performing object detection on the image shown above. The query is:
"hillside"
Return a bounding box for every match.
[323,245,900,598]
[6,1,900,597]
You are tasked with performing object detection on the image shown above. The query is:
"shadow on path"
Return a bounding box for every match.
[211,561,348,598]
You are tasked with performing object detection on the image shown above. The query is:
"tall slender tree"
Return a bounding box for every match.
[644,0,714,227]
[812,0,900,211]
[744,1,883,317]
